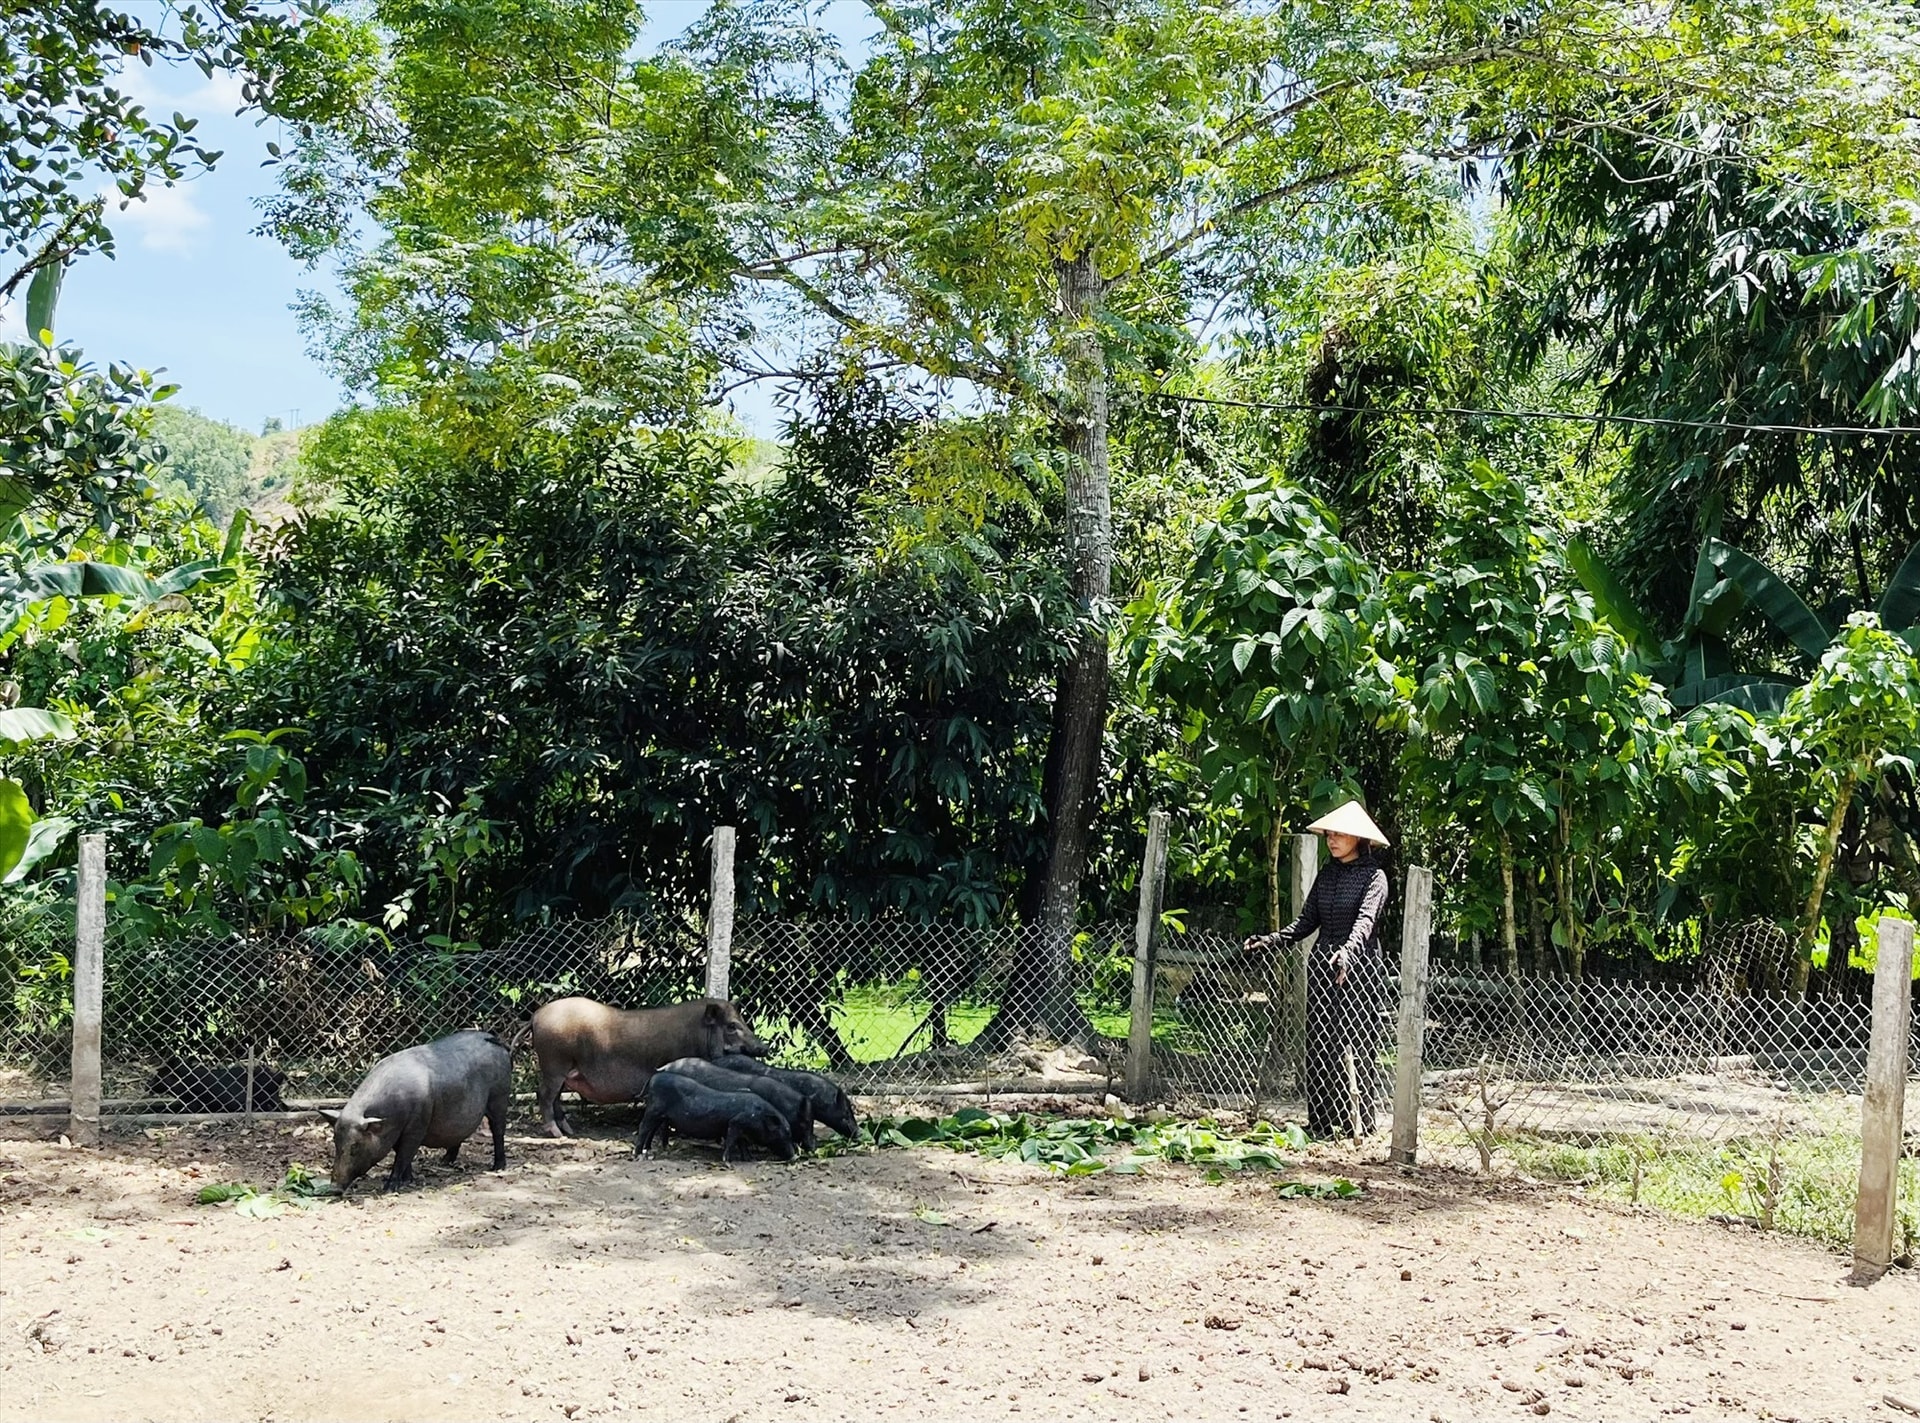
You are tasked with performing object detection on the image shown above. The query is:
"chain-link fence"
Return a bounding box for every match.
[1414,970,1920,1251]
[2,911,710,1105]
[0,908,1375,1113]
[0,898,74,1101]
[5,886,1915,1257]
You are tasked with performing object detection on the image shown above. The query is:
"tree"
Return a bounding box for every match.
[151,406,255,522]
[1392,463,1565,975]
[1779,617,1920,994]
[227,381,1073,966]
[270,0,1745,1034]
[1509,114,1920,620]
[0,0,322,298]
[0,322,243,882]
[1130,472,1388,931]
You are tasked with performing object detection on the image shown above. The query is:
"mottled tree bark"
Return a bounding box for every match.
[995,246,1111,1047]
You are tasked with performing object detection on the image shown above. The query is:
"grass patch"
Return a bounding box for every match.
[1426,1122,1920,1253]
[756,979,1220,1069]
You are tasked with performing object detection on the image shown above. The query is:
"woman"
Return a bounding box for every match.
[1243,801,1391,1138]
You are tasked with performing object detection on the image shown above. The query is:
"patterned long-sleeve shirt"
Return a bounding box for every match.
[1249,854,1389,964]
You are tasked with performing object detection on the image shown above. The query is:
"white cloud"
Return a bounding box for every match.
[116,183,212,255]
[198,69,249,114]
[114,57,246,116]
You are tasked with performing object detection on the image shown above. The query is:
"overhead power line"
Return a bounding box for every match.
[1151,391,1920,439]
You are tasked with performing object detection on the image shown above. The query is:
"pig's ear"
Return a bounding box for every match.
[703,1002,724,1024]
[359,1116,385,1131]
[316,1108,340,1123]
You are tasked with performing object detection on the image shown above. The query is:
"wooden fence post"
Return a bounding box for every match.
[243,1045,258,1129]
[1126,810,1171,1103]
[705,826,737,1002]
[69,834,106,1147]
[1287,833,1319,1090]
[1852,915,1915,1285]
[1390,865,1435,1166]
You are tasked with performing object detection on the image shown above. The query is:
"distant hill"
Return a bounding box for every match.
[151,406,786,524]
[729,436,785,485]
[149,406,310,525]
[246,426,305,521]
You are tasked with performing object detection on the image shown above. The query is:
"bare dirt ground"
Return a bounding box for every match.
[1,1107,1916,1423]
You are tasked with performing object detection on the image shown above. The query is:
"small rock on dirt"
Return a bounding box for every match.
[1326,1377,1350,1395]
[1138,1365,1151,1382]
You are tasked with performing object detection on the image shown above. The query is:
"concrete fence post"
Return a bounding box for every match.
[1852,915,1915,1285]
[68,834,106,1146]
[1390,866,1435,1165]
[1126,810,1171,1103]
[705,826,737,1002]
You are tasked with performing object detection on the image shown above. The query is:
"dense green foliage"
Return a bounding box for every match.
[149,407,254,523]
[6,0,1920,1006]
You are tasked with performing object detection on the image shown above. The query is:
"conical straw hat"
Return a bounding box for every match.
[1305,800,1390,847]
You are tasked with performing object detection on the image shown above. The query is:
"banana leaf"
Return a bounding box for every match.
[1567,535,1663,660]
[1669,673,1797,713]
[1702,539,1833,661]
[1879,539,1920,633]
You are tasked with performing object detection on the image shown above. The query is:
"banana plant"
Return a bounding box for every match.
[1569,534,1920,712]
[0,708,75,878]
[0,551,237,638]
[0,267,241,880]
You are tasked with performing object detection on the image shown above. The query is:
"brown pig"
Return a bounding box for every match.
[529,996,764,1137]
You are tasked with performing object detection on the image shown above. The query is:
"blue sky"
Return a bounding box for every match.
[2,2,872,439]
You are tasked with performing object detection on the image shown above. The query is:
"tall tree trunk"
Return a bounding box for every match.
[997,245,1111,1047]
[1554,804,1582,980]
[1526,873,1546,977]
[1792,767,1860,998]
[1266,811,1286,932]
[1498,832,1520,978]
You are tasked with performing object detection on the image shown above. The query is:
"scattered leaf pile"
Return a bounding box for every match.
[195,1163,337,1217]
[859,1107,1361,1193]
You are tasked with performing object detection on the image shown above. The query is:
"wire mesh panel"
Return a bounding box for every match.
[729,918,1133,1086]
[729,917,1392,1125]
[92,911,706,1104]
[1415,972,1920,1251]
[0,897,76,1100]
[5,890,1912,1253]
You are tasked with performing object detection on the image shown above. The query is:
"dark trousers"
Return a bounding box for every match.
[1304,955,1382,1137]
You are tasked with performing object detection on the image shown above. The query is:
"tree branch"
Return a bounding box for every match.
[1142,162,1366,269]
[746,262,1022,396]
[1,198,105,301]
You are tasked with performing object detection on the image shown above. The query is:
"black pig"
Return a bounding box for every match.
[149,1058,287,1114]
[637,1072,795,1165]
[655,1056,815,1151]
[322,1031,511,1192]
[712,1055,858,1139]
